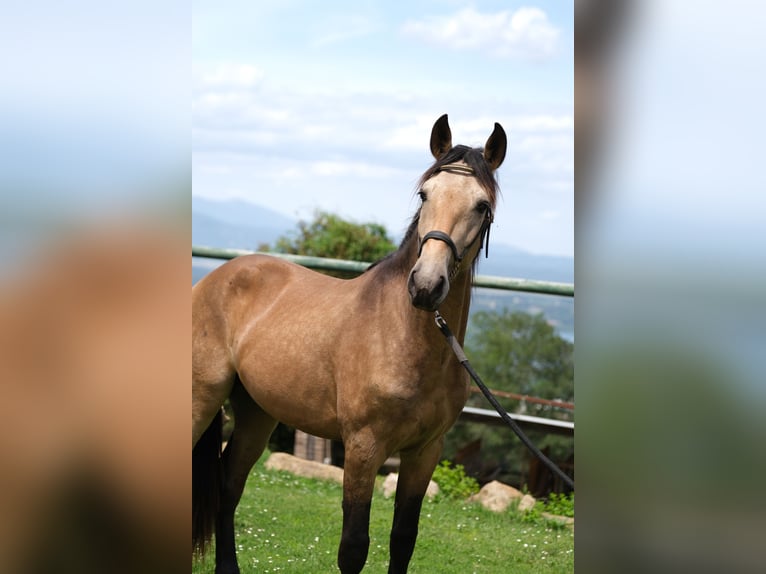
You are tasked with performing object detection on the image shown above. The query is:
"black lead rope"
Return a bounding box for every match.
[434,311,575,491]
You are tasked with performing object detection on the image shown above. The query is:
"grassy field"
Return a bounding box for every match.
[192,454,574,573]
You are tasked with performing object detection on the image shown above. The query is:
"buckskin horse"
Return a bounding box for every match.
[193,114,506,573]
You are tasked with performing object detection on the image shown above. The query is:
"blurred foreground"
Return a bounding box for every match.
[0,223,189,574]
[576,1,766,572]
[0,4,188,571]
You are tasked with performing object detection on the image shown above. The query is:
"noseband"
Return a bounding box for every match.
[417,164,494,276]
[419,230,462,263]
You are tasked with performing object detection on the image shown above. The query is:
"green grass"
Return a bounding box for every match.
[192,453,573,573]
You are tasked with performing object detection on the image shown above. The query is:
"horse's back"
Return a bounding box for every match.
[193,254,337,370]
[196,252,341,292]
[194,254,336,322]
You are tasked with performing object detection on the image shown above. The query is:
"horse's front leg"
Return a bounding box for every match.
[338,431,386,574]
[388,439,443,574]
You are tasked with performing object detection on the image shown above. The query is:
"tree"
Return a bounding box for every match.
[268,210,397,262]
[443,309,574,492]
[465,310,574,411]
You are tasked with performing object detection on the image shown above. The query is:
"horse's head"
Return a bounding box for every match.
[408,114,506,312]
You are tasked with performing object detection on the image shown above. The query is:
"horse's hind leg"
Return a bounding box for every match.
[215,381,278,574]
[388,440,443,574]
[192,331,238,556]
[193,280,248,448]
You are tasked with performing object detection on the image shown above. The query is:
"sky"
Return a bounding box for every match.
[193,1,573,256]
[1,2,188,223]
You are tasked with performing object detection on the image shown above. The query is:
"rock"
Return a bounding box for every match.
[382,473,399,498]
[380,473,440,500]
[467,480,573,524]
[264,452,344,484]
[517,493,537,512]
[469,480,528,513]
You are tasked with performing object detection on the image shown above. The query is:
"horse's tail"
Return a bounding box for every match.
[192,409,223,556]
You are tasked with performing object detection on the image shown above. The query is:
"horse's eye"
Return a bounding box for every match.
[476,201,490,215]
[418,190,427,202]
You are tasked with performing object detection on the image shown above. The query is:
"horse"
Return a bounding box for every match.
[192,114,506,574]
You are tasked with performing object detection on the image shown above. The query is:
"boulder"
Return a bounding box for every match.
[469,480,529,513]
[264,452,344,484]
[381,473,440,500]
[518,493,537,512]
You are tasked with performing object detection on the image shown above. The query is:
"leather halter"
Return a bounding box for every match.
[417,164,494,276]
[419,230,461,263]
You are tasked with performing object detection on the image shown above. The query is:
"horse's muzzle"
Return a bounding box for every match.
[407,270,448,312]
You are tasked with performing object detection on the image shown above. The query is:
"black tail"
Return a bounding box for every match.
[192,409,223,556]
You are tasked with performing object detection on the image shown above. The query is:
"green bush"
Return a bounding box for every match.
[538,492,574,517]
[431,460,480,500]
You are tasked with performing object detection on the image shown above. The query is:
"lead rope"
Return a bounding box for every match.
[434,310,575,491]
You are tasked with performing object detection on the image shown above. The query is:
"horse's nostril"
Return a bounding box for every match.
[407,271,416,289]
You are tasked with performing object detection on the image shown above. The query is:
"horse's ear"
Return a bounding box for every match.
[430,114,452,160]
[484,122,507,170]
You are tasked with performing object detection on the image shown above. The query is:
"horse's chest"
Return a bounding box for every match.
[373,370,467,429]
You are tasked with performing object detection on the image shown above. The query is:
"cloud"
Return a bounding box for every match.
[309,160,405,179]
[193,78,573,197]
[382,114,571,152]
[310,15,376,48]
[192,57,573,252]
[194,62,264,90]
[508,115,574,132]
[401,6,559,60]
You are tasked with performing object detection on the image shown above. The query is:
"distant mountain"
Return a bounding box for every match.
[192,196,296,250]
[476,244,573,284]
[191,196,573,284]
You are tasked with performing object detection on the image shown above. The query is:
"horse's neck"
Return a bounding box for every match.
[361,239,474,341]
[383,264,474,342]
[438,270,474,344]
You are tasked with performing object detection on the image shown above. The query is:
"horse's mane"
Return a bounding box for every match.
[366,145,500,279]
